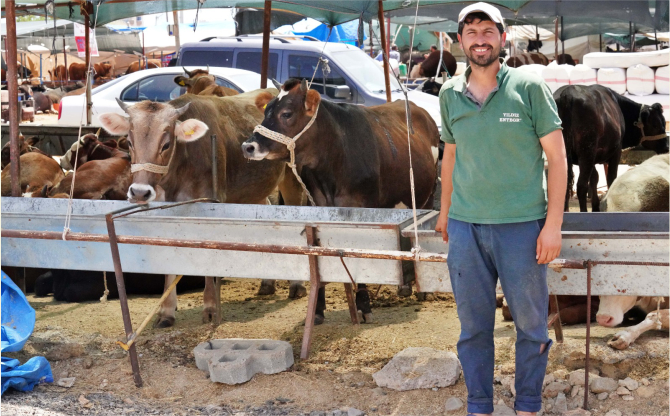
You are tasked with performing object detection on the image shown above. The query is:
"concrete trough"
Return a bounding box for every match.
[1,198,429,285]
[401,212,669,296]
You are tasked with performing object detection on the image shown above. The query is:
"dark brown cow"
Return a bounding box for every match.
[98,89,303,328]
[1,152,64,196]
[419,50,457,78]
[506,52,549,67]
[187,75,239,97]
[502,295,601,325]
[124,59,161,74]
[60,133,128,171]
[242,78,439,323]
[68,63,88,81]
[1,135,46,169]
[556,54,576,65]
[173,66,211,92]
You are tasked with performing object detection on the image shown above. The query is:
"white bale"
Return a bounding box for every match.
[655,66,669,95]
[583,49,669,69]
[626,64,655,96]
[542,62,574,92]
[597,68,627,94]
[569,64,598,86]
[517,64,545,78]
[624,93,670,121]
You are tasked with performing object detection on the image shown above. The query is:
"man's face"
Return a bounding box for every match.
[458,17,506,68]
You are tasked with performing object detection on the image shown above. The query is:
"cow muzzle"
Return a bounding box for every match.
[241,139,269,161]
[127,183,156,204]
[595,312,621,327]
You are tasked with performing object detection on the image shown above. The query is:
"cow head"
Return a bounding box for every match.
[596,295,640,327]
[98,99,208,204]
[174,66,210,92]
[638,103,669,154]
[1,135,39,169]
[242,79,320,162]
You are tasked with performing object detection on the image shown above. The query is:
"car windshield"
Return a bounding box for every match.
[331,50,401,93]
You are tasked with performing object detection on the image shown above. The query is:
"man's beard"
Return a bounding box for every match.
[465,43,501,68]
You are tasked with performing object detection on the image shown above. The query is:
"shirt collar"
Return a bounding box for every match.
[453,58,508,93]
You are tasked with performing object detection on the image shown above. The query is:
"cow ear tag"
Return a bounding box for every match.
[263,104,267,109]
[178,80,185,86]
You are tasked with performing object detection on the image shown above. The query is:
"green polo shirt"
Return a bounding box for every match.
[439,59,562,224]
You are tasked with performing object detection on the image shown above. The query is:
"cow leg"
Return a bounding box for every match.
[605,156,620,189]
[277,165,305,206]
[356,284,373,323]
[589,168,600,212]
[564,162,573,212]
[608,309,669,350]
[288,281,307,299]
[576,162,594,212]
[155,274,178,328]
[257,279,276,295]
[201,277,219,324]
[315,283,326,325]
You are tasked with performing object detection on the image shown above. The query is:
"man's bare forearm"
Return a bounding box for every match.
[541,130,567,228]
[440,144,456,214]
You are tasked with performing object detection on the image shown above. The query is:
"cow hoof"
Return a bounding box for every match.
[358,311,373,324]
[416,292,435,302]
[202,307,218,324]
[154,316,175,328]
[257,283,276,296]
[288,284,307,299]
[608,333,631,350]
[397,285,413,298]
[314,314,325,326]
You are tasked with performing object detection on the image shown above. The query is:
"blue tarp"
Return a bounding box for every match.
[1,272,53,395]
[293,20,366,46]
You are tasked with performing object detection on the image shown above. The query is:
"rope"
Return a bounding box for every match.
[62,2,99,241]
[308,26,333,90]
[131,163,170,175]
[253,106,319,206]
[100,271,109,302]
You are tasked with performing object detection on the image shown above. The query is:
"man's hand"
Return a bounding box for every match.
[536,223,561,264]
[435,210,449,242]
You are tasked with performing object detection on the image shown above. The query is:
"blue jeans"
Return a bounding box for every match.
[447,218,552,414]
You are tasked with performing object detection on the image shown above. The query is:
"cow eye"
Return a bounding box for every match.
[161,142,170,152]
[282,112,293,119]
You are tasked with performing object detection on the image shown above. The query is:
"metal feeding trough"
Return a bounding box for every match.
[402,211,669,297]
[1,198,429,286]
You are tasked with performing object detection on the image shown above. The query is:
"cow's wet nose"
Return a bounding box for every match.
[596,314,614,327]
[127,184,156,204]
[242,142,258,158]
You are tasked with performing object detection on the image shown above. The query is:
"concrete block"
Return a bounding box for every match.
[193,339,294,384]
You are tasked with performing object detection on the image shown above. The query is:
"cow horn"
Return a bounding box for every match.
[271,78,281,90]
[95,127,102,137]
[174,102,191,117]
[183,66,193,77]
[116,98,131,113]
[300,79,308,92]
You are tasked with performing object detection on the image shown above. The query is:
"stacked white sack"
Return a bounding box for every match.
[569,64,597,86]
[626,64,655,96]
[542,62,574,92]
[516,64,545,78]
[655,66,669,95]
[583,49,669,69]
[597,68,627,94]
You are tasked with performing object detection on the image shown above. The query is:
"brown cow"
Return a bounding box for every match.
[242,78,440,323]
[98,89,303,327]
[418,50,457,78]
[94,62,113,78]
[187,75,239,97]
[506,52,549,67]
[124,59,161,74]
[502,295,600,325]
[68,63,88,81]
[173,66,211,92]
[1,135,47,169]
[48,65,67,83]
[556,54,576,66]
[1,152,64,196]
[43,157,131,200]
[60,133,128,171]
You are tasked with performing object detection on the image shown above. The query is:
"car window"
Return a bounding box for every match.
[288,55,346,86]
[214,77,243,92]
[121,74,184,102]
[236,52,278,79]
[181,50,233,67]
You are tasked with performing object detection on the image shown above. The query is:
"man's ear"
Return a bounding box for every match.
[175,119,209,142]
[255,91,274,112]
[99,113,130,135]
[305,89,321,117]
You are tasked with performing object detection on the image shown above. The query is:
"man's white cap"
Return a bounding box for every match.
[458,2,505,27]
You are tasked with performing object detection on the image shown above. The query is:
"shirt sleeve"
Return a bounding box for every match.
[439,91,455,144]
[529,81,563,139]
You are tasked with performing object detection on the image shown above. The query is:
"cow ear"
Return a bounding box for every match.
[175,119,208,142]
[25,136,39,146]
[255,91,274,112]
[99,113,131,135]
[174,75,188,87]
[304,89,321,117]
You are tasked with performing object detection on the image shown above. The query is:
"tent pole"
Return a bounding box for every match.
[378,0,391,103]
[83,2,92,125]
[655,29,658,51]
[369,21,374,57]
[560,16,564,58]
[63,36,69,82]
[6,0,21,197]
[599,33,602,52]
[629,21,632,52]
[172,10,181,59]
[386,16,391,54]
[260,0,271,89]
[554,17,558,62]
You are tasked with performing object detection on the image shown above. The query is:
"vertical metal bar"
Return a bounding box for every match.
[554,17,559,63]
[6,0,21,197]
[211,134,218,201]
[301,225,321,360]
[599,34,602,52]
[583,260,592,410]
[344,284,359,325]
[560,16,564,58]
[369,21,374,58]
[378,1,391,103]
[655,30,659,51]
[260,0,272,89]
[84,4,92,125]
[105,213,143,388]
[629,21,633,52]
[63,37,69,82]
[173,10,181,59]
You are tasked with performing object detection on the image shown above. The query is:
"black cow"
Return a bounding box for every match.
[554,84,668,212]
[33,92,53,113]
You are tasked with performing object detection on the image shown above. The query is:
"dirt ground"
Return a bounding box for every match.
[2,278,668,416]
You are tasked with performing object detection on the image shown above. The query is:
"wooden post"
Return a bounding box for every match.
[260,0,272,88]
[63,37,69,81]
[172,10,181,60]
[554,17,559,62]
[6,0,21,197]
[369,21,374,57]
[83,2,93,125]
[560,16,564,58]
[378,0,392,103]
[301,226,322,360]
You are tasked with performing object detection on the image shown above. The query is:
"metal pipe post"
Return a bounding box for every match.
[655,30,658,50]
[378,1,392,103]
[6,0,21,197]
[260,0,272,89]
[83,3,92,125]
[211,135,218,201]
[369,21,374,58]
[63,37,69,81]
[554,17,559,62]
[560,16,564,57]
[599,34,602,52]
[301,226,322,359]
[172,10,181,58]
[105,214,143,388]
[629,21,633,51]
[583,261,592,410]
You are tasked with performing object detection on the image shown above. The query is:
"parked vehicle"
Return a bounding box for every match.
[58,67,261,126]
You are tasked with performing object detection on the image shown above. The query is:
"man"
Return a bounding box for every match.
[423,44,439,59]
[375,44,401,62]
[435,3,566,416]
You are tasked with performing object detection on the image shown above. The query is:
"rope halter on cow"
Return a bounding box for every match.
[634,104,668,142]
[252,106,319,206]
